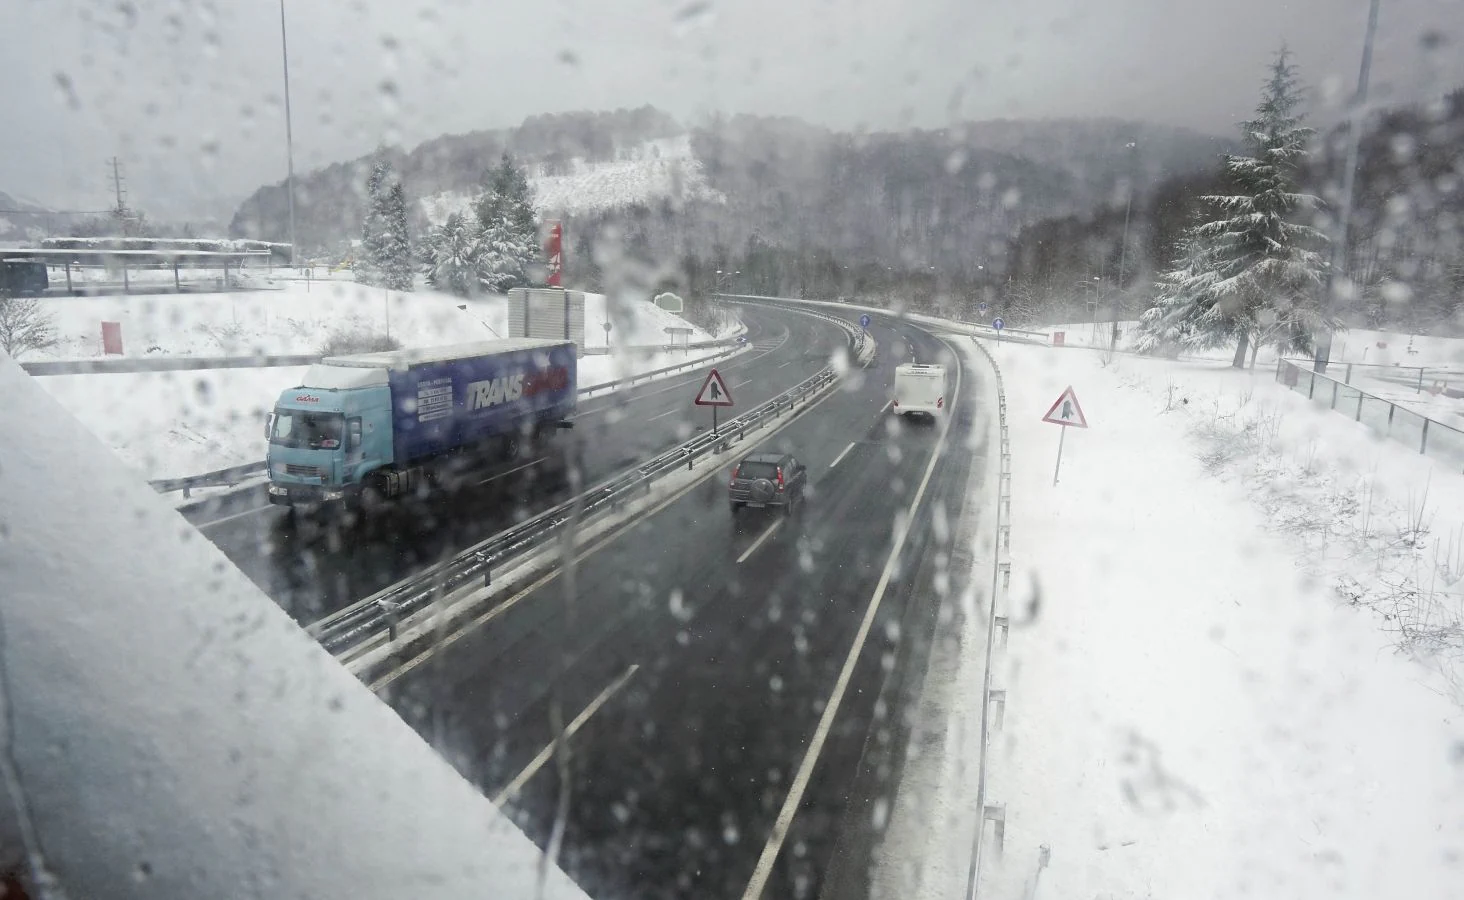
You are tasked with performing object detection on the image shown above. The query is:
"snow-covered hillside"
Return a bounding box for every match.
[419,136,724,224]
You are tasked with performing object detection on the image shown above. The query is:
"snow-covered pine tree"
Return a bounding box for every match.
[1137,48,1330,368]
[423,212,480,296]
[380,182,414,291]
[470,153,540,291]
[476,215,535,293]
[356,160,391,286]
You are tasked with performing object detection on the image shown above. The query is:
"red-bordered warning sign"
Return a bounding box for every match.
[1041,386,1088,428]
[694,368,735,407]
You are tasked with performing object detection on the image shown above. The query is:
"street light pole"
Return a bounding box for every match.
[1315,0,1382,374]
[1111,142,1137,353]
[279,0,299,269]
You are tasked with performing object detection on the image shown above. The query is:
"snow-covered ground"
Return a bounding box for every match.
[419,135,724,222]
[965,340,1464,899]
[2,354,593,899]
[27,286,724,480]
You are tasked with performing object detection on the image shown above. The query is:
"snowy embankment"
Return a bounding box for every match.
[29,285,725,481]
[0,354,592,900]
[969,341,1464,899]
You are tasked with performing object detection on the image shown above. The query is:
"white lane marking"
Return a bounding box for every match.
[196,504,272,530]
[777,359,794,369]
[492,664,641,805]
[367,377,850,690]
[647,407,683,422]
[880,400,893,414]
[476,457,545,485]
[740,342,963,900]
[733,379,753,389]
[736,519,783,564]
[829,441,856,469]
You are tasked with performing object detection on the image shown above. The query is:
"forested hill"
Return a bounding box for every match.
[228,106,1227,275]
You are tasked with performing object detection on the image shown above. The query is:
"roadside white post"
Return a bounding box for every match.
[1041,385,1089,486]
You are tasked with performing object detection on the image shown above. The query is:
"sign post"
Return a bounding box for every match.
[1041,386,1089,485]
[694,367,735,437]
[859,313,871,331]
[992,317,1004,344]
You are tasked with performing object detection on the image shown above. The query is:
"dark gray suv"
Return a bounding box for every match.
[728,452,807,514]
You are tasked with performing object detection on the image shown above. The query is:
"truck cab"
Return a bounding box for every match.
[266,366,393,505]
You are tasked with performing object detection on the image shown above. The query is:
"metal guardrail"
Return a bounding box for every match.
[151,343,749,497]
[1277,358,1464,469]
[22,354,323,375]
[717,293,1049,345]
[962,336,1011,899]
[151,461,268,498]
[23,337,746,376]
[311,315,865,659]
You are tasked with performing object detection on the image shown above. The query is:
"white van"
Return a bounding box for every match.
[893,363,948,419]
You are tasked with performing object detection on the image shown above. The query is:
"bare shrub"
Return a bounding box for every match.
[0,295,59,359]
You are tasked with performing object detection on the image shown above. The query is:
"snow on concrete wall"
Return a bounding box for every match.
[0,356,591,900]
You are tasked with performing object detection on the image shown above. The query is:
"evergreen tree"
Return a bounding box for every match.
[473,153,538,240]
[470,153,540,290]
[422,212,480,296]
[380,182,414,291]
[357,160,391,286]
[1138,48,1330,368]
[477,215,535,293]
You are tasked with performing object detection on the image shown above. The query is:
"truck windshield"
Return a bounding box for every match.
[270,410,344,450]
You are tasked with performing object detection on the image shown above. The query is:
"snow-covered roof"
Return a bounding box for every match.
[302,363,390,389]
[323,338,571,370]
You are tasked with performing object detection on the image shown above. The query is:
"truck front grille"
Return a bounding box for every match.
[284,464,324,478]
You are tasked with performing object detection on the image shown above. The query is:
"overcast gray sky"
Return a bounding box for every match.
[4,0,1461,220]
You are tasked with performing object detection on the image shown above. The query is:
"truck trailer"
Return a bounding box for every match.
[266,338,576,508]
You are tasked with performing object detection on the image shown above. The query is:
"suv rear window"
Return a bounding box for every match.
[736,461,779,480]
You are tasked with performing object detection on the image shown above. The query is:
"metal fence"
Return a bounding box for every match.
[1278,357,1452,394]
[1276,359,1464,469]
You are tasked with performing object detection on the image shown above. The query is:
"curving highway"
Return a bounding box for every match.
[187,304,854,625]
[371,309,995,900]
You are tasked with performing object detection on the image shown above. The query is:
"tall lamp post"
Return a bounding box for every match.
[279,0,298,269]
[1316,0,1382,373]
[1111,141,1137,352]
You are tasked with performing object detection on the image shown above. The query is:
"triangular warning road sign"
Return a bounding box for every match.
[694,368,735,407]
[1041,386,1088,428]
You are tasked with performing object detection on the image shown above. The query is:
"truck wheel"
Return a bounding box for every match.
[360,473,390,512]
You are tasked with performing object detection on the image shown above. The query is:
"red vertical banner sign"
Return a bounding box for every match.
[101,321,123,355]
[545,220,563,288]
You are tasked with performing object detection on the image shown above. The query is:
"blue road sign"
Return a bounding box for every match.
[859,314,871,329]
[978,302,988,313]
[993,317,1005,331]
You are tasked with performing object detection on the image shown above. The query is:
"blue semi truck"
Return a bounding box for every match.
[266,338,577,508]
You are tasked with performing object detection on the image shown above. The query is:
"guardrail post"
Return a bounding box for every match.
[1344,363,1353,385]
[1330,379,1339,410]
[1421,418,1430,454]
[1356,391,1364,421]
[182,485,192,499]
[1388,402,1396,433]
[1418,368,1426,394]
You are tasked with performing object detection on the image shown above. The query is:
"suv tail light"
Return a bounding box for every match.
[937,397,944,409]
[776,467,786,490]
